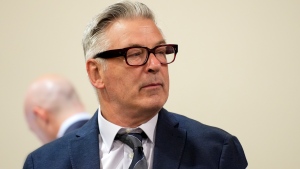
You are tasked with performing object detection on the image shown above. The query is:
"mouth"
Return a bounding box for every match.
[141,82,163,89]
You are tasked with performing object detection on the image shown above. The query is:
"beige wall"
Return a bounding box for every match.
[1,0,299,168]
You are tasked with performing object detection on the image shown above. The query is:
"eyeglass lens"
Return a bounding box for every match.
[126,45,175,66]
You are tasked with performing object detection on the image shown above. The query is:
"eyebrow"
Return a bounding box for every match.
[126,40,166,48]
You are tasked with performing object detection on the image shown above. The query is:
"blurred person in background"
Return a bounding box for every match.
[24,74,91,144]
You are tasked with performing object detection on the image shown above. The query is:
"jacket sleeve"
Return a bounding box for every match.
[219,135,248,169]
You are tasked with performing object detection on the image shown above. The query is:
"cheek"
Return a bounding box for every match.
[162,68,170,85]
[104,69,133,94]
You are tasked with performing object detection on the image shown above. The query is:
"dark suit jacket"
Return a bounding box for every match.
[64,119,89,135]
[23,108,248,169]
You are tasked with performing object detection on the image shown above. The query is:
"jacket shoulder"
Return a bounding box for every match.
[23,134,74,169]
[166,111,232,139]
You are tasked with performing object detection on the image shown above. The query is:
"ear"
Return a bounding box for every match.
[32,107,49,124]
[86,59,105,89]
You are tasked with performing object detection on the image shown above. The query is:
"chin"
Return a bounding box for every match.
[144,101,166,112]
[136,94,167,111]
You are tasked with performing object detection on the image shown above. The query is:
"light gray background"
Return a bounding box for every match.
[1,0,299,168]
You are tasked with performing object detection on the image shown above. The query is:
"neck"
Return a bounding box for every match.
[100,105,158,128]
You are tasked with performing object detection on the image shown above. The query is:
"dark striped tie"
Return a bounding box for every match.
[115,133,148,169]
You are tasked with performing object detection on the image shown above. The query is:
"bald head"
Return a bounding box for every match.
[24,74,85,143]
[25,75,83,114]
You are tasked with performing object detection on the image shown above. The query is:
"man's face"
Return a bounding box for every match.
[100,18,169,114]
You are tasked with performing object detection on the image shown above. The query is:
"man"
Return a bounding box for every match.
[23,1,248,168]
[24,74,90,144]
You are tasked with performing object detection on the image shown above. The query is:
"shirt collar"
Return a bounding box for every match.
[57,112,91,138]
[98,106,158,152]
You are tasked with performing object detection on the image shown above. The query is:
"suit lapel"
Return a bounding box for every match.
[69,111,100,169]
[153,109,186,169]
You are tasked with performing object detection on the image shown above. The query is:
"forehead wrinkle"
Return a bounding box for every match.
[115,29,165,49]
[126,39,166,49]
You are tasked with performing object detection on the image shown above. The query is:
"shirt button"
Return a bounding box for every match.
[129,153,134,159]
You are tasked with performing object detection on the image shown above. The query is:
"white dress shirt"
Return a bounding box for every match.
[97,108,158,169]
[56,113,91,138]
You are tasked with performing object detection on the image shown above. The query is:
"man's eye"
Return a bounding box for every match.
[156,49,166,55]
[128,52,142,58]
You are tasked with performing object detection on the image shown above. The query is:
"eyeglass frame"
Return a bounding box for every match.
[92,44,178,66]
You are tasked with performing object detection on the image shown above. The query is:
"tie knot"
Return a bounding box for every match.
[115,132,146,149]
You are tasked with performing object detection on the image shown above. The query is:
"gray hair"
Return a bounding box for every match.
[82,1,156,63]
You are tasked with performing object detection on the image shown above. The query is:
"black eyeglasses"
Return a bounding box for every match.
[93,44,178,66]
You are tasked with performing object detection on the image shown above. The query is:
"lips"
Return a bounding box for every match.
[141,82,163,89]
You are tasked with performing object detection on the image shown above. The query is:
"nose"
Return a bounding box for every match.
[146,53,161,73]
